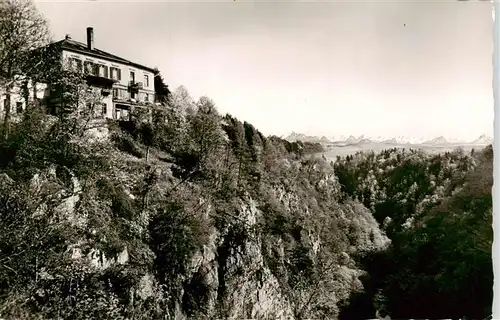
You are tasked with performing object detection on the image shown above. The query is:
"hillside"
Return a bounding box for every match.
[334,146,493,319]
[0,86,392,320]
[0,1,493,317]
[0,53,492,320]
[0,83,492,319]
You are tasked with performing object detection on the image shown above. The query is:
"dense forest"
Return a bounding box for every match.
[0,0,493,319]
[335,147,493,319]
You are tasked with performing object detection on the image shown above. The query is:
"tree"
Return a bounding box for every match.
[171,85,195,114]
[222,115,247,190]
[0,95,115,318]
[185,97,225,181]
[153,68,171,105]
[0,0,51,137]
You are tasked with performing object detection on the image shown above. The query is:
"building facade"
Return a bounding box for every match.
[1,27,157,121]
[0,81,46,119]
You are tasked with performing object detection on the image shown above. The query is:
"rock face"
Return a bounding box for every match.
[171,198,295,320]
[218,200,294,320]
[22,151,388,320]
[160,194,390,320]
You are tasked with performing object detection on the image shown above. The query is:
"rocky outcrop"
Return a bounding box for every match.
[160,191,390,320]
[166,198,294,320]
[17,152,389,320]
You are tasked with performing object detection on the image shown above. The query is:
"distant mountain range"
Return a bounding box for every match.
[284,132,493,146]
[422,136,449,145]
[469,134,493,145]
[285,132,331,143]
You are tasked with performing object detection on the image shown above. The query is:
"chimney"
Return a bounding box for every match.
[65,34,71,40]
[86,27,94,50]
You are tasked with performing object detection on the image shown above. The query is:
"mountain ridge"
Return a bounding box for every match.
[284,132,493,146]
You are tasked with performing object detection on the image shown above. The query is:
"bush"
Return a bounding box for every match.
[149,198,209,287]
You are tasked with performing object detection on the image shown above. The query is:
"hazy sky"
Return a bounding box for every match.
[34,0,493,141]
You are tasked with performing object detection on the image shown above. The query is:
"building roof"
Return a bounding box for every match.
[49,38,157,73]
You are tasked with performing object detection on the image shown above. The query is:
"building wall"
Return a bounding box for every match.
[81,86,114,119]
[61,50,156,101]
[0,82,47,117]
[1,48,155,121]
[0,91,24,116]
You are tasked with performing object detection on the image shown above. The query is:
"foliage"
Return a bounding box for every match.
[148,191,210,287]
[336,146,492,320]
[153,68,171,105]
[0,4,492,318]
[0,0,51,136]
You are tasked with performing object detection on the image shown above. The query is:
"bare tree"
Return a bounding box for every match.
[0,0,50,137]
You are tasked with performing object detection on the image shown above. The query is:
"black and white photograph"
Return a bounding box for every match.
[0,0,495,319]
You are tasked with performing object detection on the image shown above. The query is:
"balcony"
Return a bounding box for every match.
[112,89,136,105]
[128,81,143,92]
[101,88,112,96]
[86,74,117,89]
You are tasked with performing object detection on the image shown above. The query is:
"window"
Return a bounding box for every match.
[110,67,121,80]
[69,58,82,72]
[102,104,107,117]
[144,93,149,102]
[113,89,129,100]
[84,61,98,75]
[130,71,135,83]
[115,107,129,120]
[98,65,108,78]
[84,61,91,74]
[16,102,23,114]
[144,75,149,87]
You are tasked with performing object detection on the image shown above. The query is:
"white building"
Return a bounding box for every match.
[1,27,157,121]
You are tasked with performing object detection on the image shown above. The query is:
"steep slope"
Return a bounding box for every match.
[0,91,389,320]
[334,146,492,319]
